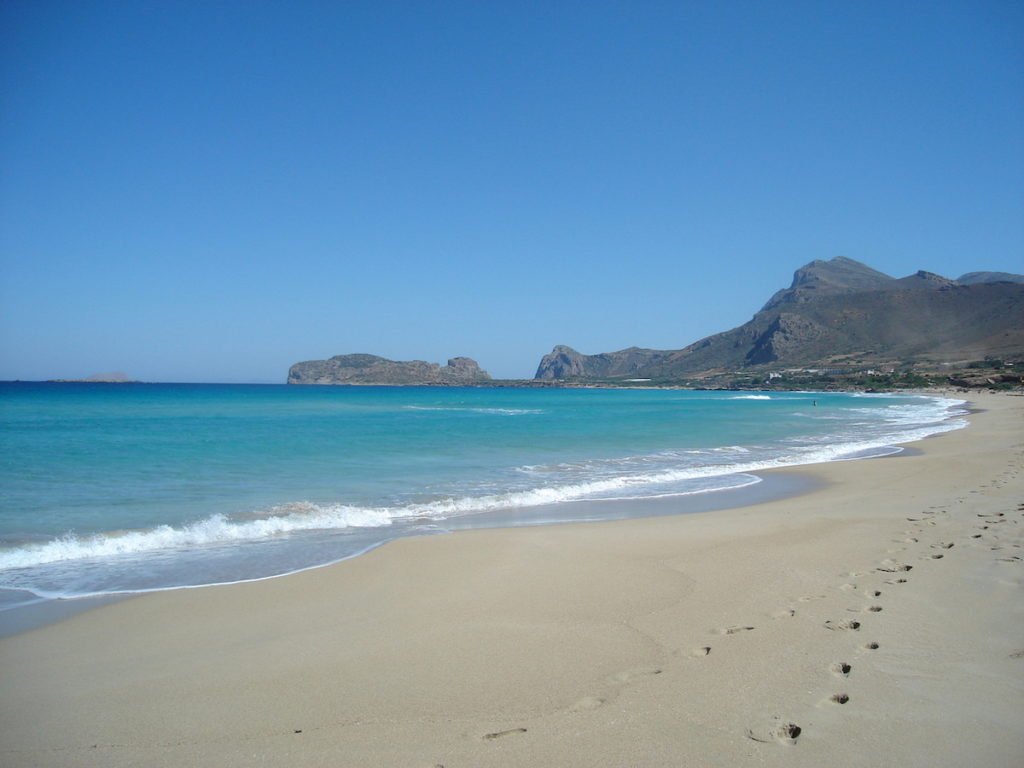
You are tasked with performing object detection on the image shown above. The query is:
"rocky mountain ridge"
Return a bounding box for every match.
[536,257,1024,381]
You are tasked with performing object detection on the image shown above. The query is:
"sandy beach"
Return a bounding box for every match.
[1,392,1021,767]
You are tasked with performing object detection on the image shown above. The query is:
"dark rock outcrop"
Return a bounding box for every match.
[288,354,491,385]
[744,314,827,365]
[535,257,1024,381]
[535,345,667,381]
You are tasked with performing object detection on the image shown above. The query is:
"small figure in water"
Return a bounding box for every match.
[813,399,817,407]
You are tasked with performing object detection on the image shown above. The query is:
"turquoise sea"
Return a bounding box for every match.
[0,383,966,609]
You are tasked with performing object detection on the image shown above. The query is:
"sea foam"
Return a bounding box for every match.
[0,403,965,573]
[0,388,968,598]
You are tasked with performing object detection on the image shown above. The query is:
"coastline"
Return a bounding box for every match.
[0,386,959,630]
[1,392,1021,766]
[0,468,823,640]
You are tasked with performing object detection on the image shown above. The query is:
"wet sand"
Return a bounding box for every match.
[1,392,1021,767]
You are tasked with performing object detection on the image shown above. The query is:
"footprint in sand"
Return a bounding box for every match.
[827,693,850,705]
[825,619,860,631]
[716,625,756,635]
[569,696,605,712]
[745,719,802,745]
[483,728,527,741]
[608,666,663,684]
[830,662,852,677]
[876,562,913,573]
[691,646,712,657]
[862,642,880,651]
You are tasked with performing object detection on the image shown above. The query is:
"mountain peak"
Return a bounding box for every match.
[760,257,893,313]
[790,256,893,291]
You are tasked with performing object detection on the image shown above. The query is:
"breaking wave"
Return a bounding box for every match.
[0,393,969,600]
[0,410,965,573]
[402,405,544,415]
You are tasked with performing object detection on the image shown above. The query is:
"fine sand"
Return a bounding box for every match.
[1,392,1022,767]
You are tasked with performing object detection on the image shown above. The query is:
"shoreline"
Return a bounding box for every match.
[2,437,939,640]
[1,392,1021,766]
[1,388,959,598]
[0,459,824,639]
[0,387,963,618]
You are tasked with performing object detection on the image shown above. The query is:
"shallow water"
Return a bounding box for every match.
[0,383,966,603]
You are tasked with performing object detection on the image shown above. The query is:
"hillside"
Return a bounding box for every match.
[535,257,1024,381]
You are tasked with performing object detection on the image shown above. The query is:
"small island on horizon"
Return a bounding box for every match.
[47,372,139,384]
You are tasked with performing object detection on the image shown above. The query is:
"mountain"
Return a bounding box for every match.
[288,354,491,385]
[535,257,1024,381]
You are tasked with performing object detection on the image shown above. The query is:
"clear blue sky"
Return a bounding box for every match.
[2,1,1022,382]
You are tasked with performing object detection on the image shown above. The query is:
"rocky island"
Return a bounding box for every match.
[287,354,491,386]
